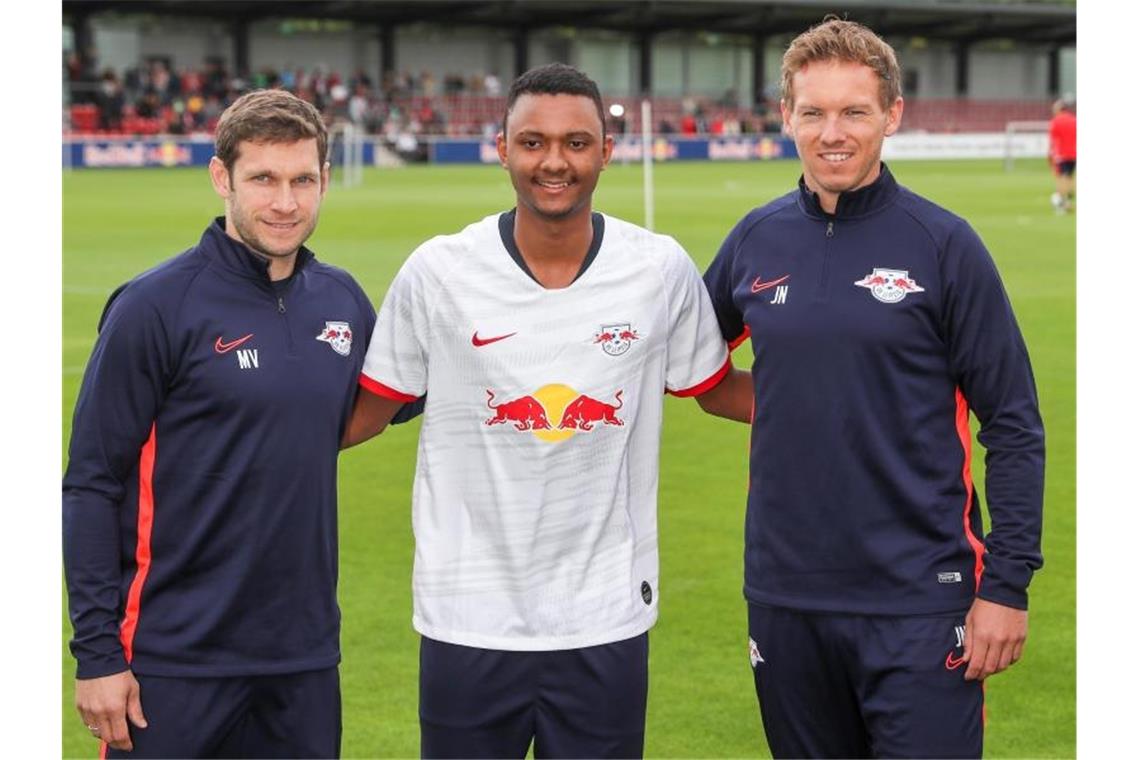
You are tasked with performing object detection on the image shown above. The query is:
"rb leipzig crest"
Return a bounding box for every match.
[594,323,640,356]
[854,268,926,304]
[316,321,353,356]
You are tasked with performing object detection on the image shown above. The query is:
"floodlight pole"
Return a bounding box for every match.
[641,98,654,232]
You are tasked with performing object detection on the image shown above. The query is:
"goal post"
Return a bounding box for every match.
[1003,120,1051,172]
[329,122,364,187]
[641,99,654,231]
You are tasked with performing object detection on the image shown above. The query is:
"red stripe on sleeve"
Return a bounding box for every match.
[954,388,986,590]
[728,326,751,351]
[668,355,732,397]
[359,373,419,402]
[119,423,157,663]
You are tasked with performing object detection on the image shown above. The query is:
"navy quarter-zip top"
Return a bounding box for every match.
[704,165,1045,615]
[64,219,378,679]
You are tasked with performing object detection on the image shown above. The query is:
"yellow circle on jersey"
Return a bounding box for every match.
[532,383,579,443]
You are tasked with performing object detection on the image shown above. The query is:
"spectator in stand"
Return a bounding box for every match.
[202,95,224,131]
[96,69,124,131]
[66,52,95,104]
[186,93,206,130]
[351,68,373,90]
[150,61,175,105]
[484,71,502,96]
[180,67,202,98]
[203,60,228,100]
[135,91,160,120]
[680,113,698,135]
[1048,96,1077,214]
[123,66,143,104]
[349,84,370,126]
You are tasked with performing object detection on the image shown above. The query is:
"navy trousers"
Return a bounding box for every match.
[419,633,649,759]
[747,603,983,759]
[103,667,340,759]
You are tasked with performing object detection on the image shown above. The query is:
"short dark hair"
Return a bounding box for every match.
[214,89,328,175]
[502,63,607,138]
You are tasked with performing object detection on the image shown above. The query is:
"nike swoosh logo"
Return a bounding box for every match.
[945,651,966,670]
[751,275,790,293]
[472,331,517,347]
[215,334,254,354]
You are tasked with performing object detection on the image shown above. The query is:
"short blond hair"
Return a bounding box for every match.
[781,18,901,110]
[214,89,328,174]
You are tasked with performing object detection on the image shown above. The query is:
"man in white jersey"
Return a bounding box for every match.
[344,63,748,758]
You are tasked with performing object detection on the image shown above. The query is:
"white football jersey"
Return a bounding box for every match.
[362,211,729,650]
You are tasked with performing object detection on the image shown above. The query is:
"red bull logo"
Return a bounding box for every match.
[558,390,624,431]
[854,267,926,304]
[485,384,624,442]
[485,390,553,430]
[315,321,353,355]
[594,323,640,356]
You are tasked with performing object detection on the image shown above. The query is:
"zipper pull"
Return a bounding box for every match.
[826,221,834,238]
[277,296,286,314]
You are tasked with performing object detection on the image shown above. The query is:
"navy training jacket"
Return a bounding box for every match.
[704,165,1045,616]
[63,219,413,679]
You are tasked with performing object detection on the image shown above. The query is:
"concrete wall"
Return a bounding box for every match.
[91,15,228,72]
[249,21,380,77]
[394,24,512,81]
[76,14,1074,102]
[970,45,1052,99]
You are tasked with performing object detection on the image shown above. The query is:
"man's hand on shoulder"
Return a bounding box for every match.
[962,597,1028,681]
[75,670,147,751]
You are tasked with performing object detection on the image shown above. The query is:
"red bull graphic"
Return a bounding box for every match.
[854,267,926,304]
[558,391,624,431]
[485,390,553,431]
[81,141,193,168]
[484,384,624,441]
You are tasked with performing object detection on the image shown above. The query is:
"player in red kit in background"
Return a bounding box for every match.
[1049,96,1077,213]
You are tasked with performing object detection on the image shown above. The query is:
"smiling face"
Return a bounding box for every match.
[782,59,903,212]
[497,93,614,223]
[209,138,328,267]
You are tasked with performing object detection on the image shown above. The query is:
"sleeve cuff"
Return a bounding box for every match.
[728,326,751,351]
[359,373,419,403]
[75,653,130,680]
[976,555,1034,610]
[668,355,732,398]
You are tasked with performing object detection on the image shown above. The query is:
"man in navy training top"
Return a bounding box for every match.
[63,88,416,757]
[699,18,1045,758]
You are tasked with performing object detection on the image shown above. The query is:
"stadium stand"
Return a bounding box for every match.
[62,1,1073,141]
[65,67,1055,139]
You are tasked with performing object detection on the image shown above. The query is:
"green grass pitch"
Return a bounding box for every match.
[62,159,1074,758]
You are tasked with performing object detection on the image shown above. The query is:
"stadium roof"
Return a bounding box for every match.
[64,0,1076,45]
